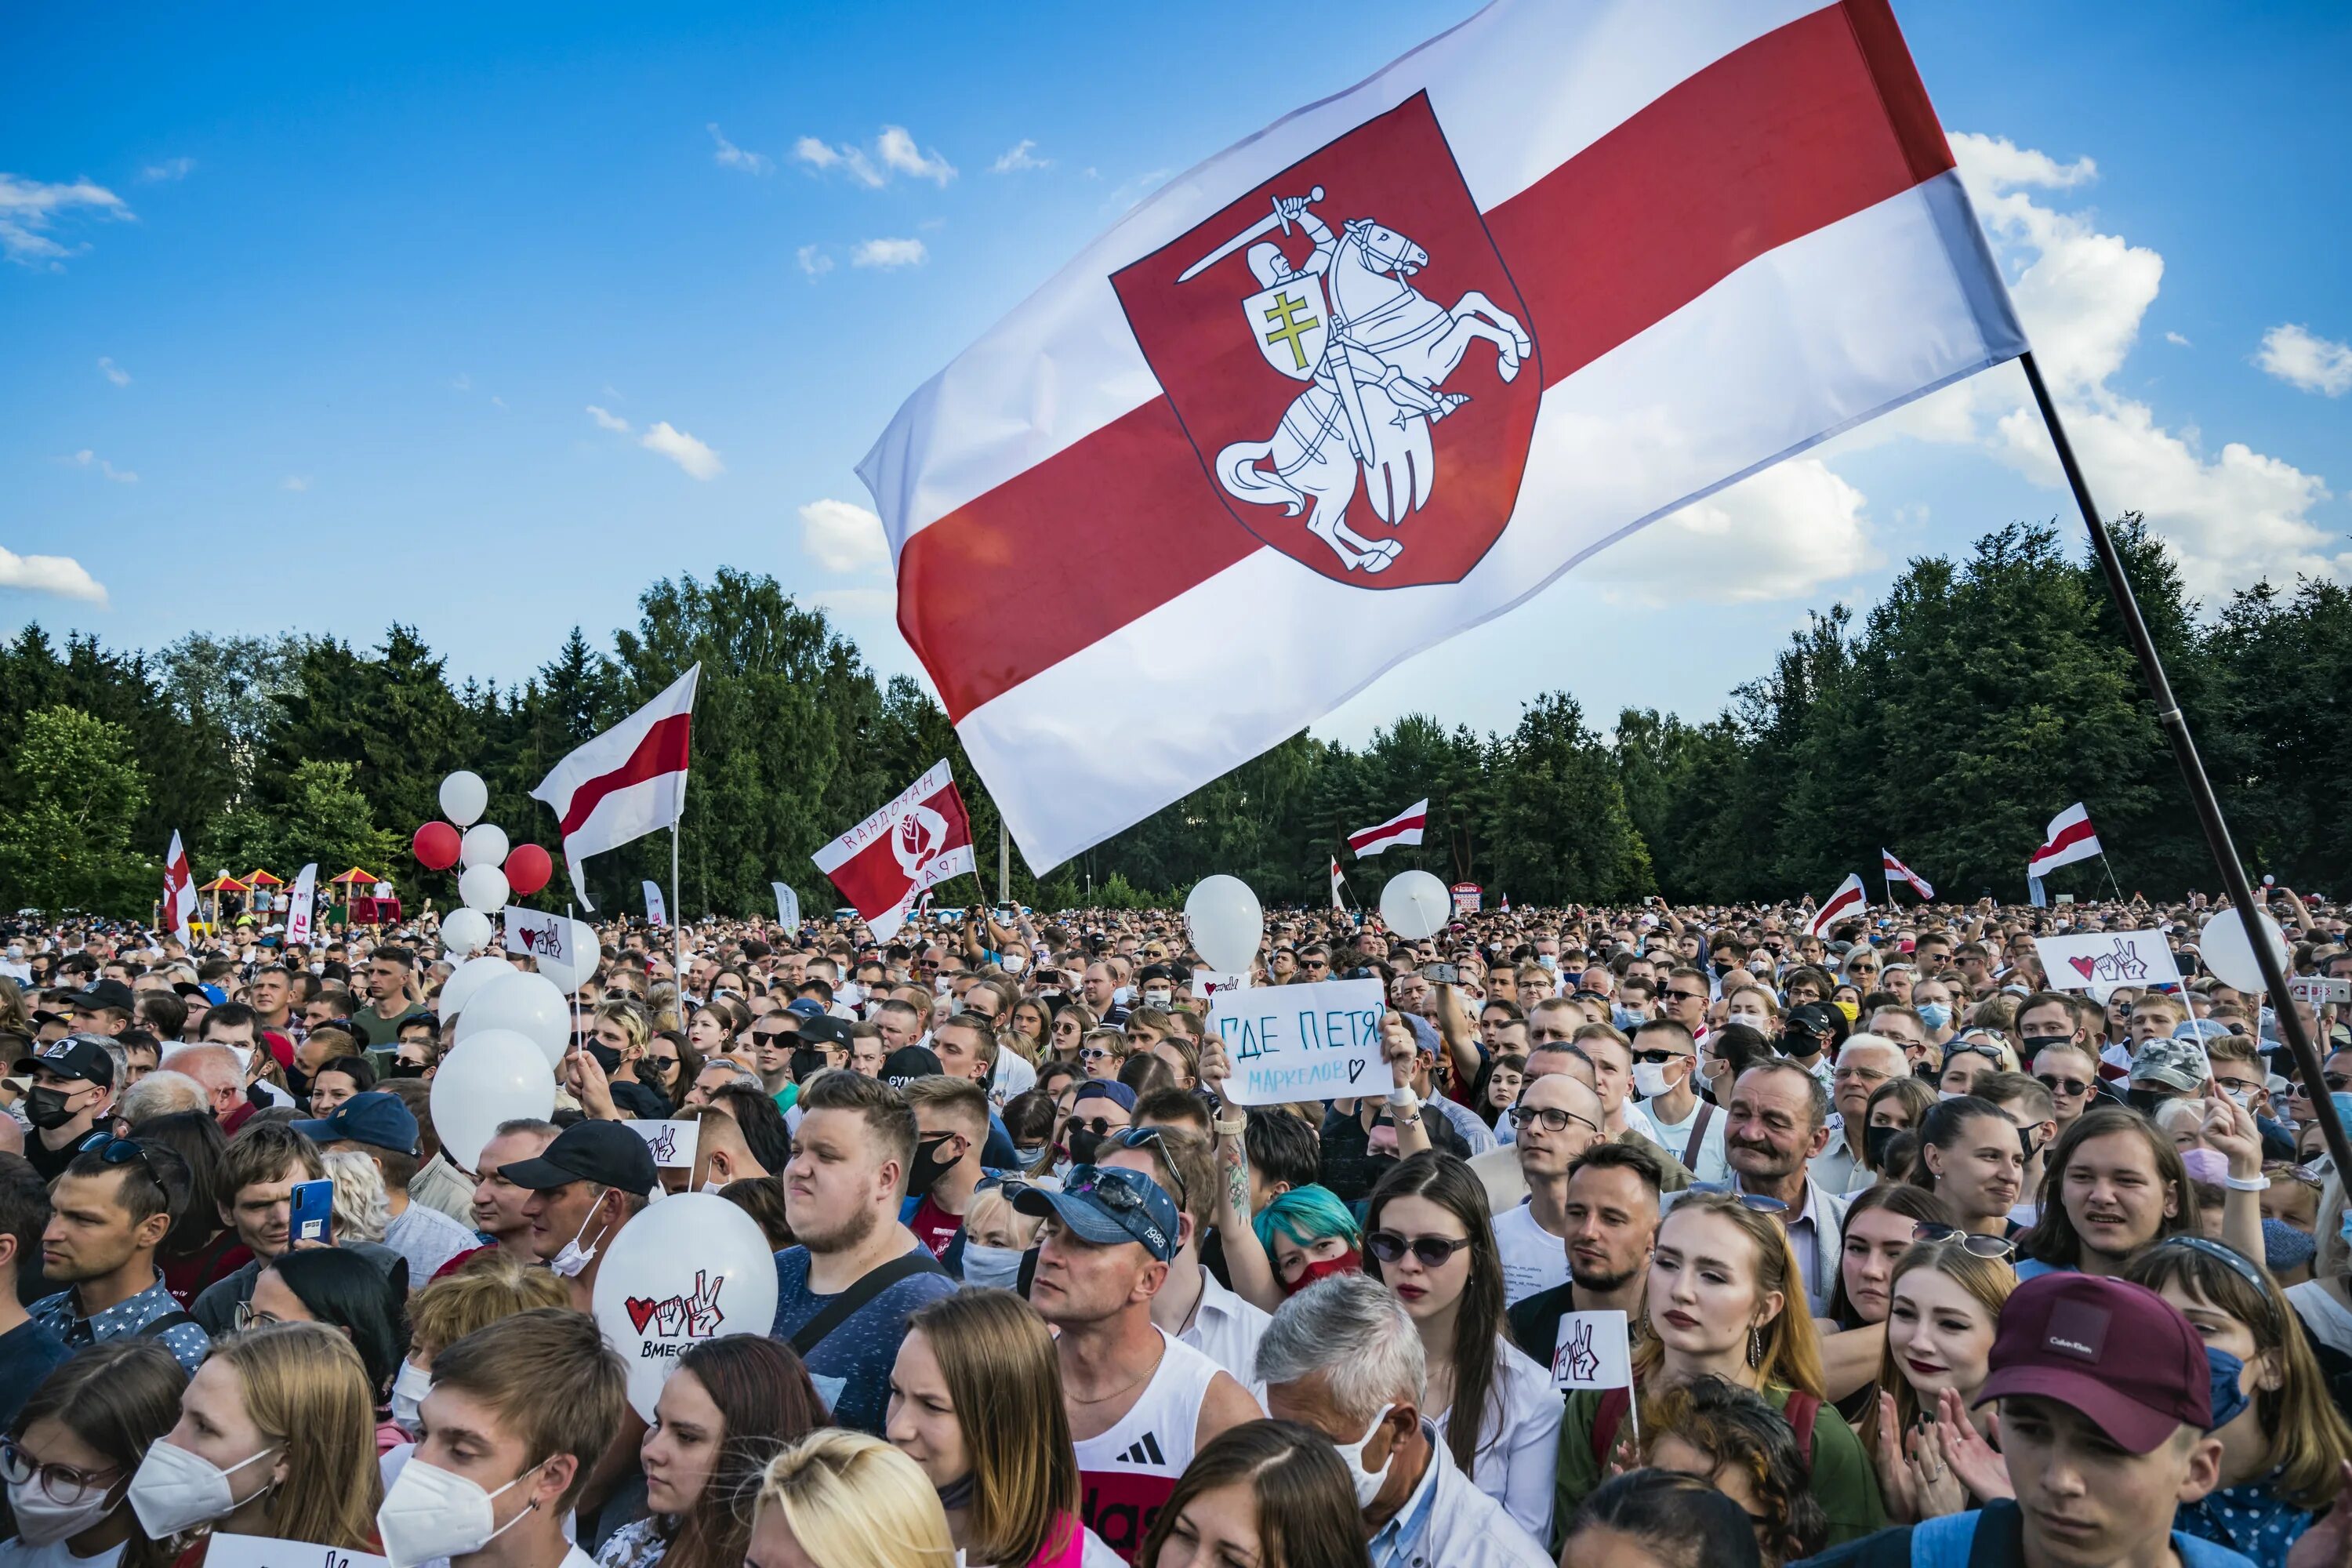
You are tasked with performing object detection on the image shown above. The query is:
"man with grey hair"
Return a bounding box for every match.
[1257,1274,1548,1568]
[1811,1032,1910,1193]
[111,1069,209,1131]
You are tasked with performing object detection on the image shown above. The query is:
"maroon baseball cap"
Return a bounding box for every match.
[1974,1272,2209,1453]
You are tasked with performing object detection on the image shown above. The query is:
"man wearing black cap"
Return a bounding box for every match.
[292,1091,477,1281]
[16,1036,117,1181]
[67,979,135,1040]
[1797,1272,2240,1567]
[498,1120,659,1312]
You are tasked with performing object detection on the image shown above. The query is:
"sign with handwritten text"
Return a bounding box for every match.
[205,1535,389,1568]
[1551,1308,1632,1392]
[1207,978,1388,1105]
[623,1120,695,1169]
[2033,930,2182,994]
[505,906,572,965]
[1192,970,1250,1000]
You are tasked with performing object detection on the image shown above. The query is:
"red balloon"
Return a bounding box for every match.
[413,821,462,871]
[504,843,554,897]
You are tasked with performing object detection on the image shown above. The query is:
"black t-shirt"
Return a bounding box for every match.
[0,1316,71,1432]
[24,1131,82,1183]
[1508,1279,1574,1364]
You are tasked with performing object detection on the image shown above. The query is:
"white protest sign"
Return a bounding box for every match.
[1192,970,1250,1000]
[2034,930,2182,993]
[643,880,667,927]
[623,1120,695,1169]
[205,1534,387,1568]
[2289,975,2352,1007]
[505,906,572,966]
[1552,1308,1633,1392]
[1207,978,1388,1105]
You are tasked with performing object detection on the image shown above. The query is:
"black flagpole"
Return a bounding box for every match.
[2020,349,2352,1181]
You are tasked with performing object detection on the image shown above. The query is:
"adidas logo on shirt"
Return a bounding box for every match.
[1115,1432,1167,1467]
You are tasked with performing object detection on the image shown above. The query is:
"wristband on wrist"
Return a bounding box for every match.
[2223,1173,2270,1192]
[1213,1116,1248,1137]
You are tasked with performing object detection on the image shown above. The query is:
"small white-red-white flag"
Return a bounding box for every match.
[812,760,977,944]
[1881,849,1933,902]
[528,665,699,912]
[1349,800,1428,858]
[162,832,197,945]
[1330,856,1345,911]
[2027,803,2102,879]
[1807,873,1868,938]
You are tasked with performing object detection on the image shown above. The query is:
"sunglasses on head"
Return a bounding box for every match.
[1366,1229,1474,1269]
[1686,1182,1790,1215]
[1911,1221,2016,1259]
[1102,1126,1189,1207]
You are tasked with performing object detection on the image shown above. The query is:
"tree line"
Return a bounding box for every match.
[2,517,2345,923]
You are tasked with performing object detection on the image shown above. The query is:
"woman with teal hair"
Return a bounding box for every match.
[1253,1185,1365,1295]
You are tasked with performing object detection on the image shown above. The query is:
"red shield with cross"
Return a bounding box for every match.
[1112,93,1541,588]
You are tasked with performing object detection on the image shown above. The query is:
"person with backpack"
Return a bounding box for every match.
[1552,1190,1884,1553]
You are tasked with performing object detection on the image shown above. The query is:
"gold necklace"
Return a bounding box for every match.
[1069,1338,1166,1404]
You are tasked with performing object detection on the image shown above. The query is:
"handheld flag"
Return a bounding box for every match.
[1348,800,1429,858]
[1881,849,1933,901]
[2027,803,2102,879]
[1329,856,1345,911]
[1807,873,1867,938]
[813,761,978,944]
[529,665,699,911]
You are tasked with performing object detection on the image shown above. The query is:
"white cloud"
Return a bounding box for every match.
[586,405,631,433]
[1578,459,1877,604]
[640,421,723,481]
[140,157,195,182]
[67,449,136,484]
[793,136,884,187]
[281,475,310,492]
[851,238,926,269]
[797,244,833,278]
[2165,331,2191,347]
[990,139,1048,174]
[706,124,772,176]
[96,356,129,386]
[0,172,129,267]
[2255,323,2352,397]
[876,125,956,186]
[0,546,107,604]
[1949,134,2095,194]
[798,499,887,572]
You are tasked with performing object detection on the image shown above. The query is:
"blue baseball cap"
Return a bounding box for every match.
[290,1091,420,1157]
[784,998,826,1019]
[1015,1165,1179,1261]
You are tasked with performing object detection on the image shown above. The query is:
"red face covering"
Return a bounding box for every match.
[1287,1247,1365,1294]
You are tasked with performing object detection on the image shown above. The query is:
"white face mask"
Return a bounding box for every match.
[960,1243,1022,1290]
[377,1457,545,1568]
[390,1360,433,1430]
[1631,1060,1677,1100]
[1331,1403,1396,1508]
[1142,989,1174,1011]
[8,1474,119,1547]
[548,1189,610,1279]
[127,1439,278,1537]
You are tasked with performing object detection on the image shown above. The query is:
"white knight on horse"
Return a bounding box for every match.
[1186,190,1532,573]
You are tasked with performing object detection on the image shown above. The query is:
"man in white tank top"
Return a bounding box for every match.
[1018,1165,1262,1563]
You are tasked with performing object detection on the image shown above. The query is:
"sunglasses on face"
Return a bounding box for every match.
[1080,1047,1117,1062]
[1066,1114,1124,1136]
[1630,1047,1692,1066]
[1366,1229,1474,1269]
[2035,1073,2092,1097]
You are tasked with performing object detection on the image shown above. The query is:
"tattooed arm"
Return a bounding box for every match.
[1204,1035,1283,1311]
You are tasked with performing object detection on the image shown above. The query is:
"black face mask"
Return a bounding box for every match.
[907,1131,960,1196]
[1864,1123,1902,1169]
[584,1043,624,1076]
[2020,1034,2073,1058]
[1065,1126,1105,1166]
[24,1086,79,1131]
[1780,1030,1823,1061]
[789,1048,829,1083]
[2125,1087,2172,1116]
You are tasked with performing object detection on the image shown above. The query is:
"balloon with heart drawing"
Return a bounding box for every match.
[590,1193,779,1420]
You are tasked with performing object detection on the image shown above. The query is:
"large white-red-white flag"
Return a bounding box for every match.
[812,761,977,944]
[2027,803,2102,879]
[162,832,197,944]
[529,665,699,911]
[1808,873,1868,938]
[1349,800,1428,858]
[1881,849,1933,901]
[862,0,2026,869]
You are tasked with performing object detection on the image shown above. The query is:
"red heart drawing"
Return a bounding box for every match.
[626,1297,659,1334]
[2068,956,2096,980]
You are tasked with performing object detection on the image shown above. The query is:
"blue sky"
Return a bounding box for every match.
[5,0,2347,746]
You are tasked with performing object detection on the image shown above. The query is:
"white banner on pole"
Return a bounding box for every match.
[643,880,667,927]
[283,863,318,947]
[1207,977,1388,1105]
[772,881,800,931]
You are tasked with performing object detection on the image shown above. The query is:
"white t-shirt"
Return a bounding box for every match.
[1491,1201,1568,1306]
[992,1047,1038,1104]
[0,1537,125,1568]
[1641,1098,1729,1184]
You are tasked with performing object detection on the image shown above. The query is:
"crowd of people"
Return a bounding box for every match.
[0,884,2348,1568]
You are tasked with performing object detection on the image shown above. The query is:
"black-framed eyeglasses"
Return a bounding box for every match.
[1366,1229,1475,1269]
[233,1301,285,1330]
[2147,1235,2267,1290]
[1914,1221,2015,1259]
[1065,1114,1123,1137]
[1686,1182,1791,1215]
[1103,1126,1189,1209]
[0,1436,119,1504]
[1508,1104,1599,1136]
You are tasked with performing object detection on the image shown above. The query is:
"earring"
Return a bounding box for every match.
[1748,1326,1763,1367]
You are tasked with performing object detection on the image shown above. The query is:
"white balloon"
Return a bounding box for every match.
[440,907,495,956]
[2198,908,2290,994]
[592,1193,780,1421]
[459,864,510,914]
[535,920,604,995]
[1185,875,1264,975]
[456,968,574,1063]
[437,953,514,1019]
[439,771,489,829]
[1379,869,1453,941]
[430,1029,556,1171]
[459,823,510,870]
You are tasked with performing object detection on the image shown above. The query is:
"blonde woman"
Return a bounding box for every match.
[1077,1029,1131,1082]
[125,1323,381,1560]
[959,1184,1047,1293]
[321,1148,391,1247]
[888,1290,1120,1568]
[748,1431,953,1568]
[1857,1236,2016,1522]
[392,1253,571,1426]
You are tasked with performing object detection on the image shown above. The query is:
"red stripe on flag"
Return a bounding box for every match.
[558,713,692,837]
[899,2,1958,722]
[2036,818,2099,861]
